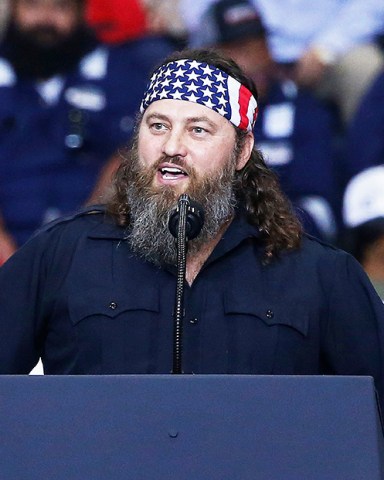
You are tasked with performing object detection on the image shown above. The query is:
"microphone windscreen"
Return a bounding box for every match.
[168,196,205,240]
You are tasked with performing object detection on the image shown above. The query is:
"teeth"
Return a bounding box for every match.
[160,167,186,175]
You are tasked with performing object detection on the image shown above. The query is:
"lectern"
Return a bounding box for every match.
[0,375,383,479]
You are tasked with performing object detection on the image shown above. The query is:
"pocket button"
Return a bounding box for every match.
[109,301,118,310]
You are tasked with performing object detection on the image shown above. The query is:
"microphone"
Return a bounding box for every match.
[168,195,205,240]
[168,194,204,374]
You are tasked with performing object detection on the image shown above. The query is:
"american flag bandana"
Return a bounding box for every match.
[140,59,258,132]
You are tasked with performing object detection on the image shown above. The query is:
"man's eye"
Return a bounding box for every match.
[193,126,207,134]
[151,123,165,131]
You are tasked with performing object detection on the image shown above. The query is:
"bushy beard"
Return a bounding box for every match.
[3,21,96,80]
[124,146,238,266]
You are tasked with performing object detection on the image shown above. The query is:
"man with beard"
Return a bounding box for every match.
[0,0,173,262]
[2,0,95,80]
[0,48,384,411]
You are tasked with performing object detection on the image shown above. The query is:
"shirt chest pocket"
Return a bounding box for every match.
[67,286,162,373]
[223,290,309,337]
[222,291,309,374]
[68,286,160,326]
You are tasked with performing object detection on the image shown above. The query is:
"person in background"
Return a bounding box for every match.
[85,0,147,44]
[193,0,339,241]
[342,165,384,300]
[0,48,383,414]
[0,0,9,39]
[0,214,16,266]
[340,67,384,185]
[182,0,384,126]
[141,0,187,48]
[0,0,174,264]
[85,0,187,48]
[332,65,384,227]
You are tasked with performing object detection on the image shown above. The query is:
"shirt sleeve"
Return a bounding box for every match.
[322,250,384,411]
[311,0,384,58]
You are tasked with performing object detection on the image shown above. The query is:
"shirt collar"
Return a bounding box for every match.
[206,210,261,265]
[87,214,128,240]
[88,209,262,257]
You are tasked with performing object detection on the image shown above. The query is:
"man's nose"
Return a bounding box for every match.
[162,129,187,159]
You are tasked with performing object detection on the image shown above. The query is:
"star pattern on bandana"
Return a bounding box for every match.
[140,59,258,131]
[141,60,232,119]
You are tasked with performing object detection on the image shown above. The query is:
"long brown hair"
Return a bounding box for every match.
[107,48,302,258]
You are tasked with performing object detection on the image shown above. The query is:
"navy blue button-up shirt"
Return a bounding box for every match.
[1,209,384,406]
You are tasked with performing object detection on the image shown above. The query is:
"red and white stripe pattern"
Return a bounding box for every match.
[140,59,258,132]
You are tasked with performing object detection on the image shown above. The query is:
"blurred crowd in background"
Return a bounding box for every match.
[0,0,383,300]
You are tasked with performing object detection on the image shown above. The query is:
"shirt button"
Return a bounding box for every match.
[189,318,198,325]
[109,302,118,310]
[266,309,274,319]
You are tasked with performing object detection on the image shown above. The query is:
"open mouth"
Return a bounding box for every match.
[159,166,188,181]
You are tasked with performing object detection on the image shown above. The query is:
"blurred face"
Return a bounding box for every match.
[220,37,273,100]
[12,0,82,47]
[138,99,252,197]
[363,236,384,281]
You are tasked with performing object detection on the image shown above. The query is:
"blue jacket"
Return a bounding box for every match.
[254,80,339,240]
[0,36,174,246]
[1,208,383,408]
[343,69,384,184]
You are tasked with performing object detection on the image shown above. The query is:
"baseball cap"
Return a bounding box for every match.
[343,165,384,228]
[190,0,266,47]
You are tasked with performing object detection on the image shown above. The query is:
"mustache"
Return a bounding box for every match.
[29,25,61,35]
[154,154,186,167]
[22,25,65,42]
[149,155,195,178]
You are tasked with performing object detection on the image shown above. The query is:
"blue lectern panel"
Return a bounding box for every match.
[0,375,383,480]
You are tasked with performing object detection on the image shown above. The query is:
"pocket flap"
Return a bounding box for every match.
[224,290,308,336]
[69,285,160,325]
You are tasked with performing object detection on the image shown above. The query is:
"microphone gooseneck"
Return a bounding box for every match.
[168,194,205,374]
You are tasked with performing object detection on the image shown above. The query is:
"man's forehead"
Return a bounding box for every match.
[143,99,232,127]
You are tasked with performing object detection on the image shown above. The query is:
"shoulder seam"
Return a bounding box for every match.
[32,205,106,236]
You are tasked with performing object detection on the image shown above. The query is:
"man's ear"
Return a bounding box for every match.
[236,132,255,170]
[235,132,254,171]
